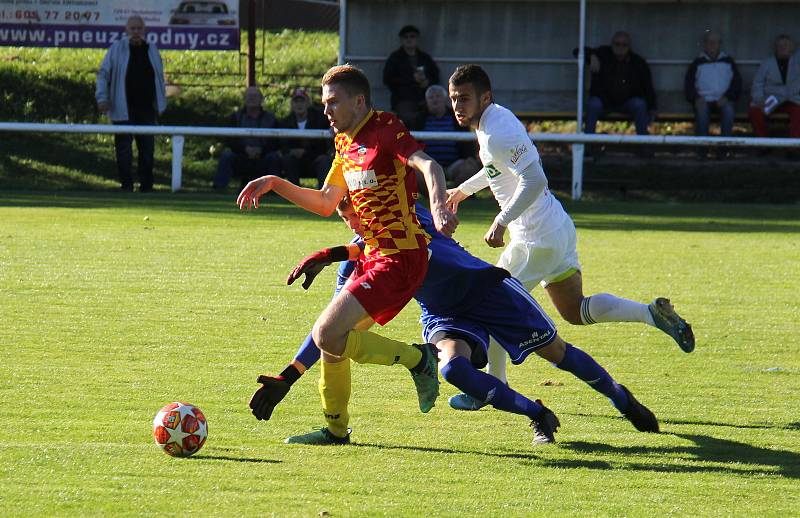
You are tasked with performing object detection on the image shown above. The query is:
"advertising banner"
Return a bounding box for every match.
[0,0,239,50]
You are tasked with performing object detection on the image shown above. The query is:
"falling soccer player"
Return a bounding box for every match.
[249,197,660,446]
[444,64,695,410]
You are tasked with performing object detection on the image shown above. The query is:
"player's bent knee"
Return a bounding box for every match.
[311,323,347,356]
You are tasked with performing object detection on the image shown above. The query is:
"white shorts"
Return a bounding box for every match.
[497,218,581,291]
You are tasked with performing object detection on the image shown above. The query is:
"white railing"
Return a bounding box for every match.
[0,122,797,199]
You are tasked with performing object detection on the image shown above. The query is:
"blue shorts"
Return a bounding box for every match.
[420,277,558,364]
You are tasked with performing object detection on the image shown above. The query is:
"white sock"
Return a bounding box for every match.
[485,338,508,384]
[580,293,655,326]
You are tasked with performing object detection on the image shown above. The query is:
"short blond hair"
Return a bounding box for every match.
[321,64,371,106]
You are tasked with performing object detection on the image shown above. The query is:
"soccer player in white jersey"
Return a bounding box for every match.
[445,64,694,410]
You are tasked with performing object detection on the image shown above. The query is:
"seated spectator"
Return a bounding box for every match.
[684,30,742,139]
[414,85,479,187]
[213,87,281,190]
[383,24,440,126]
[579,31,657,136]
[278,88,333,188]
[748,34,800,139]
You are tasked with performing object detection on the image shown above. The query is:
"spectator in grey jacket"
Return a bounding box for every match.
[748,34,800,139]
[684,30,742,138]
[96,16,167,192]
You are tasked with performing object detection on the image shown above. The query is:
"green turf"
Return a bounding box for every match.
[1,193,799,517]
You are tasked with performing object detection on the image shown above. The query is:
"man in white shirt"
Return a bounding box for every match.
[445,65,694,410]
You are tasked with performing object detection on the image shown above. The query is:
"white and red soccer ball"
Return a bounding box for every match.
[152,402,207,457]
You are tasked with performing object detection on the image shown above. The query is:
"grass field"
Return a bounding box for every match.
[1,192,799,516]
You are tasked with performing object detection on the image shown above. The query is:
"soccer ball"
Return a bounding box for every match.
[152,402,208,457]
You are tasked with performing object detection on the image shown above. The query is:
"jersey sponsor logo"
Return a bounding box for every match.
[485,163,502,178]
[344,169,379,191]
[509,143,529,165]
[519,328,553,348]
[357,145,367,155]
[396,132,405,140]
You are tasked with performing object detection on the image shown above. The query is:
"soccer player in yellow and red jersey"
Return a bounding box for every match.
[237,64,458,444]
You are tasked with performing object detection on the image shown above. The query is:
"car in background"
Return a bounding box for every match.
[169,1,237,26]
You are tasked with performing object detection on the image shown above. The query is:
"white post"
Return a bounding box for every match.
[577,0,586,133]
[572,143,584,200]
[338,0,347,65]
[171,135,184,192]
[572,0,587,201]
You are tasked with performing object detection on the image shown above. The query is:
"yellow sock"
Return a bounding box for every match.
[319,359,351,438]
[342,330,422,369]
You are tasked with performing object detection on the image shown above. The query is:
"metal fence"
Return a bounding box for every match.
[1,122,798,199]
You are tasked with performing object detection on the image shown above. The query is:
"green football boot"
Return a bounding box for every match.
[410,343,440,413]
[649,297,695,353]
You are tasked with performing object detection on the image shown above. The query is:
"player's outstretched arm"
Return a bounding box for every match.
[287,243,360,290]
[237,175,347,216]
[406,150,459,236]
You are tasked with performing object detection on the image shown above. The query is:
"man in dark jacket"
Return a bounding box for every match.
[278,88,333,188]
[383,25,440,126]
[583,31,657,135]
[213,87,281,190]
[684,30,742,138]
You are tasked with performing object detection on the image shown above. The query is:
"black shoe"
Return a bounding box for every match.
[619,385,659,433]
[249,375,291,421]
[530,400,560,445]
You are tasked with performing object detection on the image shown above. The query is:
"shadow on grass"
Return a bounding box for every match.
[564,432,800,478]
[352,441,614,470]
[356,434,799,478]
[188,454,281,464]
[0,133,212,191]
[564,411,798,432]
[352,442,539,461]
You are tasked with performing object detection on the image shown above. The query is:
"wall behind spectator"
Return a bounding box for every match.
[345,0,800,115]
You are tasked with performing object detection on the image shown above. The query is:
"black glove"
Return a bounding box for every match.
[249,375,291,421]
[286,245,349,290]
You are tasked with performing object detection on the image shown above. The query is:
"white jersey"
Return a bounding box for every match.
[462,103,569,242]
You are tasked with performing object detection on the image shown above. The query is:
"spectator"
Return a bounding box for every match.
[212,87,281,190]
[414,85,479,187]
[580,31,657,136]
[749,34,800,140]
[684,30,742,139]
[96,15,166,192]
[383,24,440,126]
[278,88,332,188]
